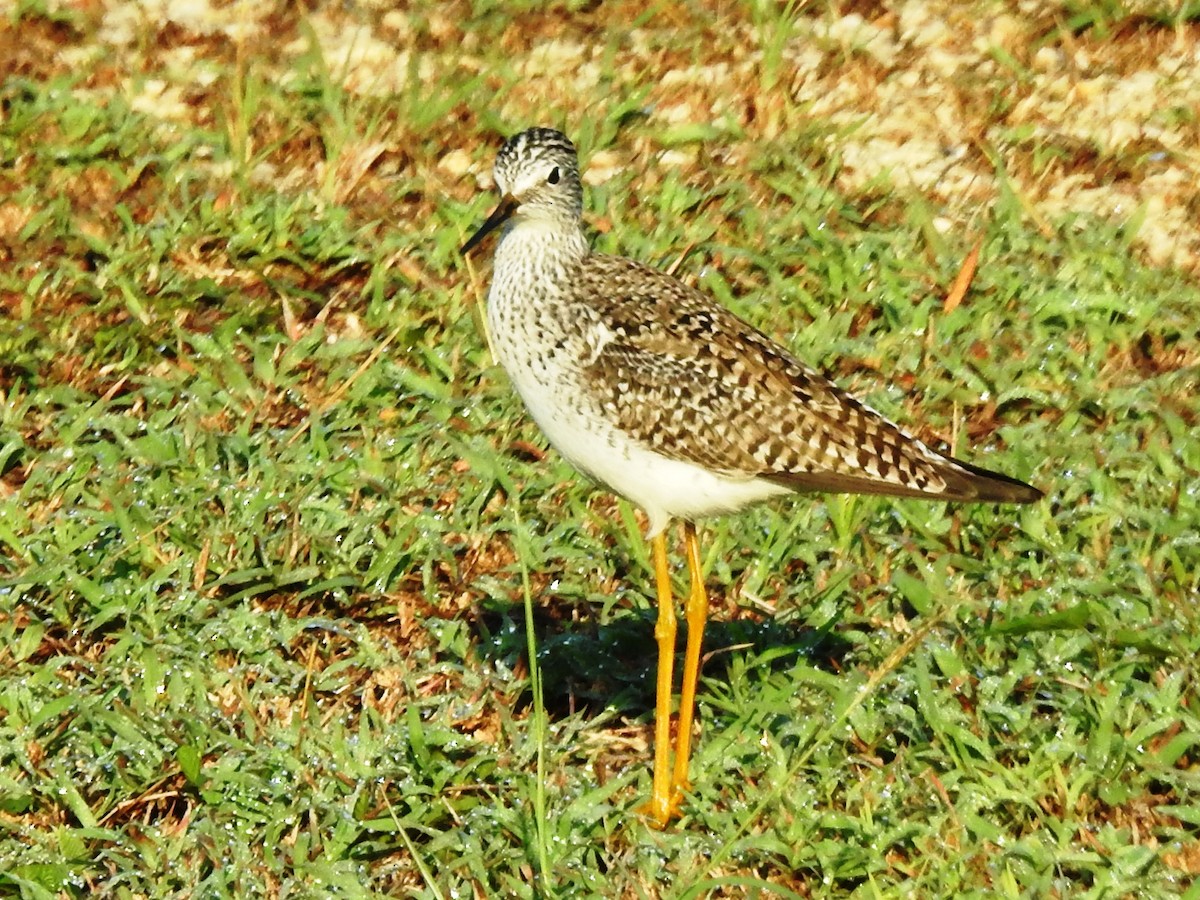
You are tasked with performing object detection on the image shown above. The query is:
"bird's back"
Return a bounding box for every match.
[572,252,1042,505]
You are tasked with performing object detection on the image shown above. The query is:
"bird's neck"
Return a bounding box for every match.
[494,214,589,279]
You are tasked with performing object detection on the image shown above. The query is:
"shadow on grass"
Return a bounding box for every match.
[472,605,853,721]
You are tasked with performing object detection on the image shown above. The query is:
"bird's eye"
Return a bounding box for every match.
[547,167,561,185]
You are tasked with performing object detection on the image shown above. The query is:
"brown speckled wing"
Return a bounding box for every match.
[577,255,1042,504]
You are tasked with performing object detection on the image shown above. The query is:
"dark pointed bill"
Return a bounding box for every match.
[461,195,518,255]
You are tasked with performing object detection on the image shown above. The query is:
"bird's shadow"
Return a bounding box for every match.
[471,601,853,720]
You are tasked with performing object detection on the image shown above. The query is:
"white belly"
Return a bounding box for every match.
[512,366,790,537]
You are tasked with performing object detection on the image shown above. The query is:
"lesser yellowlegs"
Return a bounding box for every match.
[461,127,1042,826]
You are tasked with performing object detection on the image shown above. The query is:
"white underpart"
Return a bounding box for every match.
[518,378,791,537]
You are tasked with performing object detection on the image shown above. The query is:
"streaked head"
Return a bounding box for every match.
[461,127,583,254]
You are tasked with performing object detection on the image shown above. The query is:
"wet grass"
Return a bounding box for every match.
[2,1,1199,897]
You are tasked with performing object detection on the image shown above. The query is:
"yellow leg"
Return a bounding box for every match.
[672,520,710,796]
[645,530,677,827]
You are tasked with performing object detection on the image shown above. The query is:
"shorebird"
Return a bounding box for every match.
[461,127,1042,826]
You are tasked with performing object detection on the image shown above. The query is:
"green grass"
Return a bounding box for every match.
[3,1,1200,897]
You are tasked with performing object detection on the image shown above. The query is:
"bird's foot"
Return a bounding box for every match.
[636,787,684,829]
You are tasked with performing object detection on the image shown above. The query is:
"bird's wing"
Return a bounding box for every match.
[576,255,1040,503]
